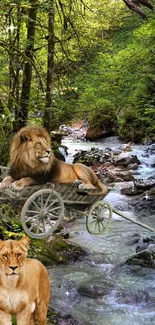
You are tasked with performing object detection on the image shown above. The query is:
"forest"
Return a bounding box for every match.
[0,2,155,324]
[0,0,155,165]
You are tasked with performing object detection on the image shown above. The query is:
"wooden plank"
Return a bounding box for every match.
[60,185,76,199]
[61,186,78,200]
[0,182,106,209]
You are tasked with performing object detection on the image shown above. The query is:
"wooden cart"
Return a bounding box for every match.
[0,165,154,239]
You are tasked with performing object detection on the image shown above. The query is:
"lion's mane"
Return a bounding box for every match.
[9,125,55,182]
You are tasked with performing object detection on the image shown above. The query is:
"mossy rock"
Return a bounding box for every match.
[28,235,87,266]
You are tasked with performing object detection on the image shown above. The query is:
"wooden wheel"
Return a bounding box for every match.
[86,201,113,235]
[21,189,64,239]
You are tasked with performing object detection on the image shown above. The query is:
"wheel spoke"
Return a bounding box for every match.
[93,221,98,232]
[41,194,44,209]
[42,218,46,232]
[26,209,39,215]
[49,214,59,220]
[46,219,55,227]
[96,206,100,215]
[48,199,58,209]
[36,220,41,234]
[31,200,41,211]
[100,220,106,229]
[97,221,101,232]
[25,214,39,223]
[49,206,60,213]
[29,223,36,232]
[44,193,52,208]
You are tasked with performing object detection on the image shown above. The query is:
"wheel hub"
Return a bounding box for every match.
[38,208,48,219]
[96,215,104,222]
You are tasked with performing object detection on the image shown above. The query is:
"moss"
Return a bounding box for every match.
[28,235,87,266]
[0,218,86,266]
[0,223,24,240]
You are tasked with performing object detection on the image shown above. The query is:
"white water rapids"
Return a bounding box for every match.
[48,136,155,325]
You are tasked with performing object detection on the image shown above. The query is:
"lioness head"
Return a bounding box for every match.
[0,236,30,276]
[10,125,54,176]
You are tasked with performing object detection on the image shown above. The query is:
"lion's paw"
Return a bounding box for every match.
[0,182,10,190]
[10,182,24,192]
[73,180,83,188]
[78,183,87,190]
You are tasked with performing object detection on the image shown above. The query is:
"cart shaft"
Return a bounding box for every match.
[112,208,155,233]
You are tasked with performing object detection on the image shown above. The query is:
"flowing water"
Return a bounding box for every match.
[48,136,155,325]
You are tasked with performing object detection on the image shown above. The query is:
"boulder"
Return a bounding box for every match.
[59,125,72,134]
[125,244,155,268]
[127,163,139,170]
[77,278,113,298]
[78,283,109,298]
[121,185,142,196]
[73,147,112,166]
[136,236,155,253]
[128,186,155,214]
[147,143,155,154]
[118,143,132,152]
[114,152,141,167]
[112,148,122,155]
[134,179,155,191]
[85,119,116,140]
[116,171,134,181]
[116,290,150,304]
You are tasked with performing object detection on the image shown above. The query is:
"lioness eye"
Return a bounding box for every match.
[2,254,8,259]
[17,253,22,258]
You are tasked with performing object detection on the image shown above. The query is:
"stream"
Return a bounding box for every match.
[48,136,155,325]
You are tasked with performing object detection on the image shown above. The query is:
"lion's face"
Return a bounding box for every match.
[0,237,30,276]
[22,134,52,164]
[10,126,54,176]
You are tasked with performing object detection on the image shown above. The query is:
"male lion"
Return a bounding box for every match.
[0,125,107,196]
[0,236,50,325]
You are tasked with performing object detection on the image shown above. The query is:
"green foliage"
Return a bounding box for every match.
[118,104,155,142]
[0,107,13,165]
[50,87,79,128]
[88,103,117,135]
[0,0,155,141]
[68,7,155,142]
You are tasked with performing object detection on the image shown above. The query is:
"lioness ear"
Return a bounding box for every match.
[21,131,31,142]
[19,236,30,249]
[0,240,3,250]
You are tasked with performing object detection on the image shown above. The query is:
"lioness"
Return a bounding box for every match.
[0,236,50,325]
[0,125,107,196]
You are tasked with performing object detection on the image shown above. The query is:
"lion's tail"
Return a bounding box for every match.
[88,181,107,197]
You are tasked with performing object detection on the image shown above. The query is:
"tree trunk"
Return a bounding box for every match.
[13,4,21,131]
[8,13,14,112]
[44,0,55,131]
[15,0,37,131]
